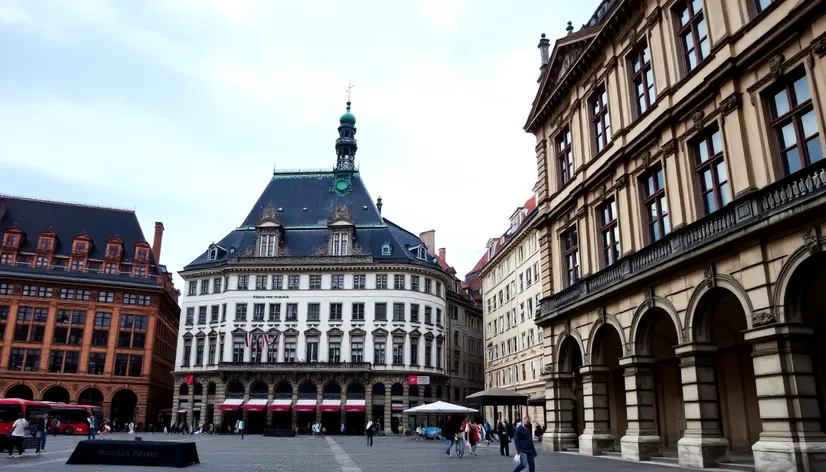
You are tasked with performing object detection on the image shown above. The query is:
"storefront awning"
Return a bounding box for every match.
[243,399,268,412]
[319,399,341,412]
[391,402,405,412]
[217,399,244,411]
[268,399,292,412]
[345,399,365,412]
[294,399,317,412]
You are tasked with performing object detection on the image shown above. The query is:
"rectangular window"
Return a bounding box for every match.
[599,199,621,266]
[99,291,115,303]
[392,303,405,322]
[0,283,13,295]
[756,0,776,13]
[309,275,322,289]
[411,276,420,291]
[103,263,118,275]
[410,340,419,365]
[259,234,277,257]
[394,274,405,290]
[424,306,432,324]
[373,342,386,364]
[562,226,580,286]
[237,275,249,290]
[328,342,341,363]
[35,256,49,268]
[329,303,343,321]
[200,280,209,295]
[410,304,420,323]
[195,339,204,365]
[235,303,247,321]
[288,275,300,290]
[272,275,283,290]
[308,303,321,322]
[392,341,404,364]
[286,303,298,322]
[87,352,105,375]
[266,341,277,363]
[352,302,365,321]
[123,293,137,304]
[331,274,345,289]
[642,166,670,242]
[425,279,432,294]
[353,274,366,289]
[351,342,364,363]
[188,281,196,296]
[221,303,227,321]
[253,303,265,321]
[284,341,297,362]
[208,338,216,364]
[269,303,281,321]
[255,275,267,290]
[425,340,432,367]
[185,307,194,325]
[0,254,13,265]
[676,0,709,73]
[436,342,443,368]
[592,84,612,153]
[306,341,319,362]
[375,303,387,321]
[114,354,129,376]
[436,308,442,326]
[694,127,732,214]
[630,41,656,115]
[232,342,244,362]
[768,69,822,175]
[376,274,388,289]
[128,355,142,376]
[198,306,207,324]
[332,232,349,256]
[557,126,574,185]
[211,305,219,323]
[213,278,222,293]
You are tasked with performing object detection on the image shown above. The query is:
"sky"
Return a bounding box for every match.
[0,0,597,286]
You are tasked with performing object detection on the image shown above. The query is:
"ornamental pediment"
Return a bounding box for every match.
[208,329,218,338]
[371,327,388,337]
[266,328,281,335]
[436,334,445,341]
[231,328,246,335]
[327,204,354,226]
[182,332,194,340]
[282,328,300,336]
[408,328,421,338]
[195,331,206,338]
[423,331,434,340]
[304,327,321,337]
[250,328,265,335]
[327,327,344,337]
[349,327,366,337]
[257,203,283,227]
[391,328,407,337]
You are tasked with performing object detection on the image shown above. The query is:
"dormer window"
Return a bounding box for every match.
[258,234,277,257]
[4,234,18,246]
[332,232,349,256]
[381,243,392,256]
[103,263,118,275]
[107,245,120,257]
[136,248,149,260]
[38,238,53,251]
[417,246,428,261]
[208,247,219,261]
[74,242,87,253]
[70,259,85,272]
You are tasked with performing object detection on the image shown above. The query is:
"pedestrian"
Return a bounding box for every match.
[498,417,510,456]
[53,416,61,437]
[7,413,27,458]
[441,417,455,457]
[512,415,537,472]
[87,414,97,440]
[340,422,345,436]
[238,419,245,440]
[34,414,47,453]
[484,420,493,445]
[365,418,374,447]
[128,421,135,435]
[415,423,422,440]
[467,419,478,455]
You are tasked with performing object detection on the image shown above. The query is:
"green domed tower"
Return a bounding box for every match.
[335,101,357,171]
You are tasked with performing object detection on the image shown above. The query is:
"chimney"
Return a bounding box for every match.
[0,198,7,223]
[438,248,446,262]
[152,222,164,262]
[538,33,550,69]
[376,196,383,214]
[419,230,436,256]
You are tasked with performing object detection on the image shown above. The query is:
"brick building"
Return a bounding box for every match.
[0,196,180,429]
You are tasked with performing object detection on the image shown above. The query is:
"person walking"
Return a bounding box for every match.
[53,416,60,437]
[365,418,374,446]
[498,417,510,456]
[87,414,97,440]
[237,419,245,440]
[34,414,46,453]
[441,417,455,457]
[340,422,345,436]
[512,415,537,472]
[484,420,493,445]
[128,421,135,435]
[8,413,27,458]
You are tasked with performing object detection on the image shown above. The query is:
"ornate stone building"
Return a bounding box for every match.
[526,0,826,470]
[173,102,452,435]
[0,196,180,427]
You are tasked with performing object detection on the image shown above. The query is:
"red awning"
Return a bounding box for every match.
[217,399,244,411]
[243,399,268,412]
[345,400,365,412]
[319,400,340,412]
[268,400,292,412]
[294,400,316,412]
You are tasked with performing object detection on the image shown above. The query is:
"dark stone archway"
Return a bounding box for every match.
[78,387,104,406]
[5,384,33,400]
[111,389,139,426]
[42,386,70,403]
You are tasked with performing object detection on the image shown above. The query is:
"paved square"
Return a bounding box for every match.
[0,433,680,472]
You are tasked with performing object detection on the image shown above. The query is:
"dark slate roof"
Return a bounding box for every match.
[183,170,442,271]
[0,195,159,274]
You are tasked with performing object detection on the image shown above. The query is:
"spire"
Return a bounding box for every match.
[335,82,358,171]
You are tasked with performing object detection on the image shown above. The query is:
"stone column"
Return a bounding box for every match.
[384,389,392,433]
[541,372,578,451]
[674,343,730,468]
[213,381,226,431]
[745,324,826,472]
[186,387,195,429]
[171,378,180,431]
[619,356,662,461]
[578,365,615,455]
[315,386,322,424]
[290,384,298,430]
[365,388,373,427]
[340,391,347,430]
[266,385,274,429]
[417,387,424,427]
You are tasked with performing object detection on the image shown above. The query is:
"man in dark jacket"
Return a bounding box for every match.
[497,417,510,456]
[512,415,537,472]
[441,417,455,457]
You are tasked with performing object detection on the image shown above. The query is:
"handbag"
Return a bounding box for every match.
[514,453,521,463]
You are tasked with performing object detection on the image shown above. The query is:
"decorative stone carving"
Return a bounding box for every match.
[646,6,661,30]
[597,307,606,324]
[576,206,587,219]
[803,226,821,255]
[692,110,705,131]
[606,57,617,73]
[720,93,742,116]
[644,287,654,309]
[615,175,627,189]
[769,54,785,78]
[329,204,352,224]
[565,318,571,334]
[640,150,652,168]
[704,265,716,289]
[662,139,677,156]
[813,38,826,57]
[241,245,254,257]
[596,183,606,201]
[752,311,776,327]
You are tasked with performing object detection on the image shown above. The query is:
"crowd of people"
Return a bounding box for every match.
[4,412,127,459]
[438,415,540,472]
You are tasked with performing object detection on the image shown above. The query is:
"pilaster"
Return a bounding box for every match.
[541,372,578,451]
[578,365,615,455]
[618,356,662,461]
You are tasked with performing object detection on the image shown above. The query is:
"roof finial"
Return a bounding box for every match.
[346,79,355,104]
[566,21,574,35]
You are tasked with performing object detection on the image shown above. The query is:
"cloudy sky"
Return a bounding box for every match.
[0,0,596,285]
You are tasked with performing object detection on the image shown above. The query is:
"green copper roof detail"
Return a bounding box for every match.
[339,101,356,125]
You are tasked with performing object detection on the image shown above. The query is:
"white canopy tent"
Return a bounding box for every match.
[403,401,479,414]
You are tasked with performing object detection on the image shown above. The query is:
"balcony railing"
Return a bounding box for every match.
[541,159,826,318]
[217,361,372,371]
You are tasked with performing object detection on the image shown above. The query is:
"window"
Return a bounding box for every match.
[284,341,297,362]
[676,0,708,73]
[286,303,298,321]
[269,303,281,321]
[630,41,656,115]
[213,278,222,293]
[410,304,420,323]
[308,303,321,322]
[259,233,277,257]
[374,342,386,364]
[272,275,283,290]
[410,339,419,365]
[768,70,822,175]
[198,306,207,324]
[253,303,265,321]
[92,312,111,346]
[693,127,731,214]
[221,303,227,321]
[35,256,49,268]
[755,0,776,13]
[436,308,442,326]
[207,338,217,365]
[185,307,194,325]
[394,274,405,290]
[352,303,365,321]
[99,291,115,303]
[599,199,621,266]
[353,274,366,289]
[87,352,105,375]
[351,342,364,363]
[288,275,300,290]
[392,341,404,364]
[557,126,574,185]
[375,303,387,321]
[376,274,388,289]
[424,279,432,294]
[306,341,319,362]
[393,303,405,322]
[526,268,533,287]
[266,341,277,363]
[0,305,7,338]
[48,350,79,374]
[22,286,35,297]
[200,280,209,295]
[123,293,148,305]
[237,275,249,290]
[328,342,341,363]
[309,275,322,289]
[255,276,267,290]
[436,281,442,297]
[103,263,118,275]
[436,342,443,368]
[425,306,432,324]
[0,253,13,265]
[425,340,432,367]
[70,259,84,271]
[562,226,580,286]
[332,232,349,256]
[188,281,197,296]
[331,274,345,289]
[411,276,420,291]
[329,303,343,321]
[642,166,670,242]
[114,354,128,376]
[534,262,540,282]
[211,305,219,323]
[232,341,243,362]
[0,283,13,295]
[235,303,247,321]
[592,84,612,153]
[381,243,392,255]
[129,355,142,376]
[116,314,147,348]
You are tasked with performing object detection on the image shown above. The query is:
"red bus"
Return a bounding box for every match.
[49,404,104,435]
[0,399,51,436]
